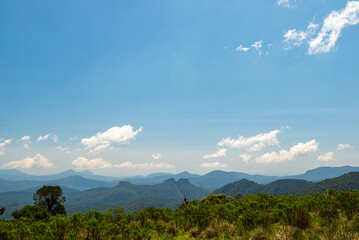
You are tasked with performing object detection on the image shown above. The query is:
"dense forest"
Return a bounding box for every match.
[2,185,359,239]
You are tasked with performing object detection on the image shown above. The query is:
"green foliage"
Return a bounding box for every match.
[1,190,359,239]
[11,205,50,221]
[33,185,66,216]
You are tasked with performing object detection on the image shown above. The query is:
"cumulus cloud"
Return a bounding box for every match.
[256,140,319,163]
[56,146,71,154]
[37,133,57,143]
[203,148,227,159]
[2,154,54,169]
[240,153,252,163]
[81,125,143,154]
[0,138,12,155]
[152,153,162,160]
[218,129,280,152]
[337,143,353,151]
[72,157,174,169]
[309,1,359,54]
[200,162,228,168]
[317,152,334,162]
[283,23,318,48]
[235,40,263,55]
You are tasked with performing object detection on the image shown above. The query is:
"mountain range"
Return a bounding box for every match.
[1,170,359,220]
[1,166,359,192]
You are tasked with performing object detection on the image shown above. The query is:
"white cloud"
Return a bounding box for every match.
[235,40,263,55]
[57,146,71,154]
[0,138,12,155]
[20,135,31,149]
[21,136,30,141]
[2,154,54,169]
[218,129,280,152]
[251,41,263,55]
[285,2,359,54]
[200,162,228,168]
[337,143,353,151]
[317,152,334,162]
[72,157,113,169]
[256,139,319,164]
[277,0,296,8]
[37,133,57,143]
[240,153,252,163]
[203,148,227,159]
[117,161,174,169]
[309,1,359,54]
[235,44,250,52]
[72,157,174,170]
[81,125,143,154]
[283,23,318,48]
[152,153,162,160]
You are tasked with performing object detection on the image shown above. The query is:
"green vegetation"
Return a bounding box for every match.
[2,186,359,239]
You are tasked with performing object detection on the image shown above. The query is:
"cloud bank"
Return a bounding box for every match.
[200,162,228,168]
[72,157,174,169]
[256,139,319,163]
[3,154,54,169]
[218,129,280,152]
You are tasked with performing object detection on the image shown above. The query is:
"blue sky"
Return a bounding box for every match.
[0,0,358,177]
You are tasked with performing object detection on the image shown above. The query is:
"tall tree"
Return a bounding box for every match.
[33,185,66,216]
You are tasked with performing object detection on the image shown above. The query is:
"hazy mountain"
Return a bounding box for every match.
[0,169,119,182]
[0,175,119,193]
[286,166,359,182]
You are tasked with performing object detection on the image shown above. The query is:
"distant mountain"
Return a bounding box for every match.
[0,169,119,182]
[286,166,359,182]
[65,178,211,205]
[1,166,358,192]
[0,169,34,181]
[0,175,118,193]
[124,171,200,185]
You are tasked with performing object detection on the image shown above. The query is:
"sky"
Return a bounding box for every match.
[0,0,359,177]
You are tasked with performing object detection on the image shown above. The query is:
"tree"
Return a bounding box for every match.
[33,185,66,216]
[12,205,50,221]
